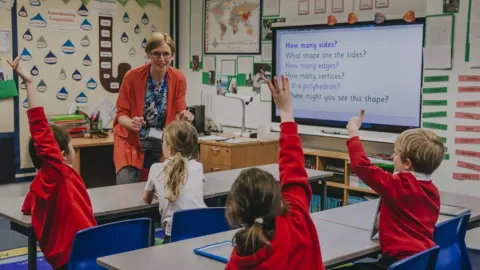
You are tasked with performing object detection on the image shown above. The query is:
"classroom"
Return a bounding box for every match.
[0,0,479,269]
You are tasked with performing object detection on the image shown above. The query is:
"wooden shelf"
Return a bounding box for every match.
[326,182,377,195]
[304,148,349,160]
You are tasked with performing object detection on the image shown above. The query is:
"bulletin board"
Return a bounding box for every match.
[2,0,170,173]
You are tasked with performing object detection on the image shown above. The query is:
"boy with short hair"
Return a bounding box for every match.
[342,110,444,270]
[8,56,97,270]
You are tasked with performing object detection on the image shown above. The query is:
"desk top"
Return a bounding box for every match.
[97,218,378,270]
[71,132,114,148]
[466,227,480,250]
[440,191,480,222]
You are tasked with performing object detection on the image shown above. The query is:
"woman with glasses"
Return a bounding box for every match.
[114,32,194,185]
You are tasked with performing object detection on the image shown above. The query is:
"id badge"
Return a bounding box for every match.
[148,128,163,140]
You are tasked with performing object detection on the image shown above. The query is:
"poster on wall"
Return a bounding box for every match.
[93,0,117,17]
[443,0,459,13]
[262,17,285,42]
[204,0,262,54]
[46,9,76,32]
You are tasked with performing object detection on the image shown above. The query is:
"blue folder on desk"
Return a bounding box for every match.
[193,240,233,263]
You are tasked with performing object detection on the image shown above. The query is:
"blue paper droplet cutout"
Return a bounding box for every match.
[123,12,130,23]
[121,32,129,43]
[30,65,39,76]
[44,51,57,65]
[77,3,89,17]
[72,69,82,81]
[23,29,33,41]
[18,6,28,17]
[56,87,69,100]
[86,78,97,90]
[80,18,92,31]
[61,40,76,54]
[75,92,88,103]
[141,13,149,25]
[29,13,47,27]
[82,54,92,66]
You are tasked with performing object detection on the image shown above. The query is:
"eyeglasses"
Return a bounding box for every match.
[150,51,171,59]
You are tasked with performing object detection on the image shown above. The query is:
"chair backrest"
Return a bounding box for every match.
[170,207,230,243]
[458,213,473,270]
[434,213,472,270]
[388,245,440,270]
[68,218,151,270]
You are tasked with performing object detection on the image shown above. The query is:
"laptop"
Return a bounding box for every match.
[371,199,381,240]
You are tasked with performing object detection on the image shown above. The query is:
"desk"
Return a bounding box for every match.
[97,219,378,270]
[0,164,331,270]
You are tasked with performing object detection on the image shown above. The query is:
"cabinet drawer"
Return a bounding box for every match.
[203,163,231,173]
[200,145,232,167]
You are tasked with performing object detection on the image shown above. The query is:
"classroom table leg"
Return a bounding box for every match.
[73,148,81,173]
[321,179,327,211]
[28,229,37,270]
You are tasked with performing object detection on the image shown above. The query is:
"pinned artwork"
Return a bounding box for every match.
[37,35,47,48]
[80,18,92,31]
[75,92,88,103]
[403,10,416,23]
[72,69,82,81]
[44,51,58,65]
[18,6,28,17]
[59,68,67,80]
[348,13,358,24]
[134,24,141,34]
[20,48,32,61]
[29,0,40,6]
[327,15,337,26]
[141,13,149,25]
[23,29,33,41]
[80,35,90,47]
[142,38,147,49]
[77,3,88,16]
[374,12,386,24]
[30,65,39,76]
[123,12,130,23]
[37,79,47,92]
[22,98,29,108]
[82,54,92,66]
[121,32,129,43]
[129,46,136,57]
[56,87,68,100]
[86,77,97,90]
[29,13,47,27]
[61,40,76,54]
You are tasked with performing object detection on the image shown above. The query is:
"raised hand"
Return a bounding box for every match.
[347,110,365,138]
[130,116,146,132]
[6,56,32,83]
[265,75,293,123]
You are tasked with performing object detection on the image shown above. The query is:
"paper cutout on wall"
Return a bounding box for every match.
[422,87,448,94]
[459,86,480,93]
[456,125,480,132]
[142,38,147,48]
[455,138,480,144]
[20,48,32,61]
[80,18,92,31]
[36,35,47,48]
[129,46,136,57]
[118,0,130,6]
[44,51,58,65]
[80,35,90,47]
[347,13,358,24]
[99,17,131,93]
[56,87,68,100]
[30,65,39,76]
[136,0,161,8]
[82,54,92,66]
[456,149,480,158]
[374,12,386,24]
[29,13,47,27]
[72,69,82,81]
[61,40,76,54]
[29,0,40,6]
[121,32,129,43]
[152,24,156,32]
[457,161,480,172]
[327,15,337,26]
[86,78,97,90]
[22,98,29,108]
[20,80,26,90]
[403,10,415,23]
[141,13,149,25]
[23,29,33,41]
[123,12,130,23]
[456,112,480,120]
[75,92,88,103]
[36,79,47,92]
[424,76,449,82]
[458,75,480,82]
[18,6,28,17]
[422,121,447,130]
[423,100,447,106]
[453,173,480,180]
[422,111,447,118]
[134,24,141,34]
[457,101,480,107]
[77,3,88,16]
[59,68,66,80]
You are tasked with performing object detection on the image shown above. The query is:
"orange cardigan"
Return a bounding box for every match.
[113,64,187,173]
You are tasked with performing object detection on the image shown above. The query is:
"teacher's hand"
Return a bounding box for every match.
[177,110,194,122]
[130,116,146,131]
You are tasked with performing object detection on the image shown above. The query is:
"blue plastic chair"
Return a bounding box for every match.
[388,245,440,270]
[434,213,472,270]
[170,207,230,243]
[68,218,151,270]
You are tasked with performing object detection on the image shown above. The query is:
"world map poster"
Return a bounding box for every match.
[204,0,262,54]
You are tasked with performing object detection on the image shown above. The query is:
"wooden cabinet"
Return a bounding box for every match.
[199,137,279,173]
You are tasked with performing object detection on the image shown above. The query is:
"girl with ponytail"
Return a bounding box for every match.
[142,120,207,243]
[225,75,325,270]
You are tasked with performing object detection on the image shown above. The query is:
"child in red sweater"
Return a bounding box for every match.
[341,111,444,269]
[8,57,97,270]
[225,75,325,270]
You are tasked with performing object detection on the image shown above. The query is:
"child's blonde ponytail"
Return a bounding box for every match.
[165,152,187,202]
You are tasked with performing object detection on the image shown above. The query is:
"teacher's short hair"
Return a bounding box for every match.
[146,32,176,55]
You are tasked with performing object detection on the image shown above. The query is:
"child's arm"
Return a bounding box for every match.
[346,111,397,199]
[266,76,312,210]
[144,169,156,204]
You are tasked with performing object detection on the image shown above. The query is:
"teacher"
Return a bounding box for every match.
[114,32,194,185]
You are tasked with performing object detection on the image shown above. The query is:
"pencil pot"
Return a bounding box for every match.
[90,121,98,131]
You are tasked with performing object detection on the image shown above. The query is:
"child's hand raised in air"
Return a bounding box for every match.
[6,56,32,83]
[347,110,365,138]
[265,75,294,123]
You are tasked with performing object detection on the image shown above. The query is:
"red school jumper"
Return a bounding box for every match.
[226,122,325,270]
[347,136,440,260]
[21,107,97,269]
